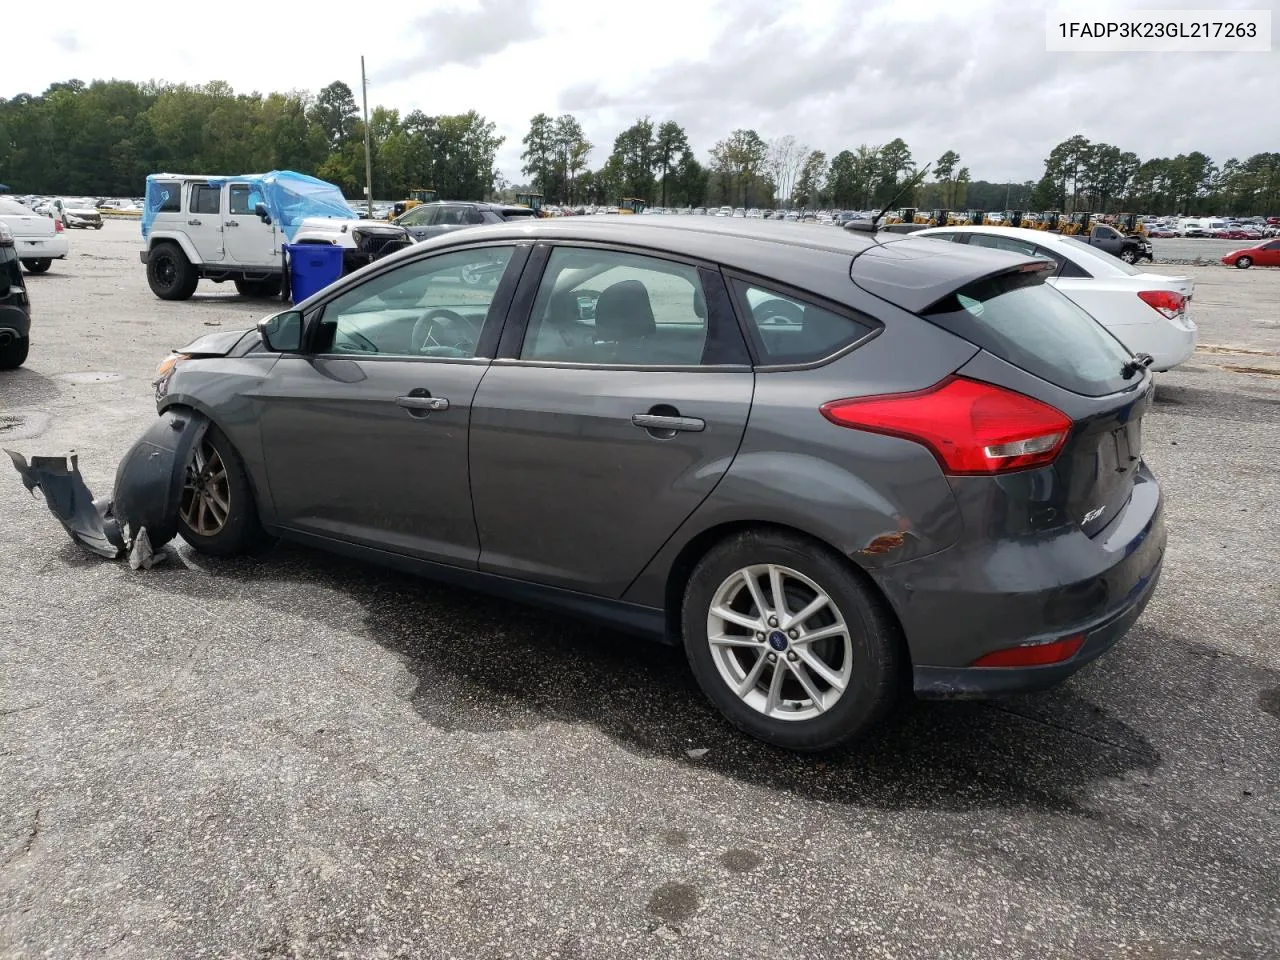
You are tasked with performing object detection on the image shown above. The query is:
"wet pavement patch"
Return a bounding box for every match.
[1259,688,1280,721]
[719,849,762,873]
[647,882,701,923]
[0,411,50,441]
[55,371,125,384]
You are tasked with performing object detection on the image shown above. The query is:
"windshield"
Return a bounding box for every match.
[924,270,1135,397]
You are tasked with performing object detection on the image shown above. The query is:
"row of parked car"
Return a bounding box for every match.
[1143,216,1279,239]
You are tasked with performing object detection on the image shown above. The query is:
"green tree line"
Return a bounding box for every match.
[3,80,1277,216]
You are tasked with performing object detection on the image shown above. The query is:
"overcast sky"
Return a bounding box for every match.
[5,0,1277,185]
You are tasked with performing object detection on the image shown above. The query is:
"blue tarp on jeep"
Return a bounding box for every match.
[142,170,356,242]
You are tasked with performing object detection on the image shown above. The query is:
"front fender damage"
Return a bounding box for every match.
[6,408,208,569]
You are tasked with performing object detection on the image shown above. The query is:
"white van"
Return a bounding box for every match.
[1178,218,1224,238]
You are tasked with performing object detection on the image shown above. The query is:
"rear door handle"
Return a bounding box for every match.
[226,220,239,228]
[397,395,449,411]
[632,413,705,433]
[187,218,202,226]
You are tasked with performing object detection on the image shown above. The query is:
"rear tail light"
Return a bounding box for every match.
[54,218,64,233]
[971,634,1085,667]
[1137,289,1184,319]
[820,376,1072,475]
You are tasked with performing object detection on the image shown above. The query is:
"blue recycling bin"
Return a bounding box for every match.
[285,243,344,304]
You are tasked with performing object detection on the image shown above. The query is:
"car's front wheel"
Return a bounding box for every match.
[1120,248,1138,264]
[177,426,270,556]
[22,259,51,274]
[1236,256,1253,269]
[682,530,903,752]
[0,336,30,370]
[147,243,199,300]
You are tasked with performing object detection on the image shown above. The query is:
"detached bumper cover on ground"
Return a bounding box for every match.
[6,408,207,567]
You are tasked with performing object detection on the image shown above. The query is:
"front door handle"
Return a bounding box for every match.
[226,220,239,228]
[187,218,202,226]
[397,395,449,412]
[632,413,705,433]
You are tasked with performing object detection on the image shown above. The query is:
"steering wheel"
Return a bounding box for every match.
[334,327,379,353]
[754,298,804,325]
[411,309,480,355]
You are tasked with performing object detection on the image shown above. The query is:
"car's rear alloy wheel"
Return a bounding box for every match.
[706,564,853,721]
[682,531,902,751]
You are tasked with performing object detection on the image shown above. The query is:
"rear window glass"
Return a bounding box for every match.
[924,271,1134,397]
[1059,236,1143,276]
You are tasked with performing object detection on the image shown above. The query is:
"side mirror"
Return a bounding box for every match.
[257,310,303,352]
[254,203,272,225]
[844,219,876,233]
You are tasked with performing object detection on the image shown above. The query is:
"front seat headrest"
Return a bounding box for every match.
[594,280,656,341]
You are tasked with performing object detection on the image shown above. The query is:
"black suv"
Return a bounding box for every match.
[0,223,31,369]
[393,201,539,243]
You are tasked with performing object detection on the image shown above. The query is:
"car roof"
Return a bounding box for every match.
[385,216,1044,314]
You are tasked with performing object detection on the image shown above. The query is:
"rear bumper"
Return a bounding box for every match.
[871,465,1166,697]
[17,235,69,260]
[912,559,1162,697]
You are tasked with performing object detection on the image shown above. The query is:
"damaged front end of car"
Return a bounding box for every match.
[6,407,209,569]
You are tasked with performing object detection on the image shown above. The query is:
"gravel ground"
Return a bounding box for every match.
[2,222,1278,960]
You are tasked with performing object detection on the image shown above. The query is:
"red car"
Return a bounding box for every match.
[1222,239,1280,269]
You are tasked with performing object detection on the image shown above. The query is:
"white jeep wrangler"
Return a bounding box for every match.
[140,172,410,301]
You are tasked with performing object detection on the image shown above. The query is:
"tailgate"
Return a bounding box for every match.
[1055,380,1153,536]
[1,214,56,240]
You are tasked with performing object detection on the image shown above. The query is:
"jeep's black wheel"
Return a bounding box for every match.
[0,336,30,370]
[147,244,199,300]
[177,426,270,557]
[234,278,283,298]
[22,259,51,274]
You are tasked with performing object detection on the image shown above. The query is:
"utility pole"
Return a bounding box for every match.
[361,56,373,218]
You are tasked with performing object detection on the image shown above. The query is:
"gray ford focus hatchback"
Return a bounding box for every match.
[51,217,1169,750]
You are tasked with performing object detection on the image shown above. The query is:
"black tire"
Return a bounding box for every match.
[234,277,282,298]
[0,337,30,370]
[1119,248,1138,264]
[177,425,270,557]
[93,223,103,230]
[1236,256,1253,269]
[22,259,51,274]
[681,529,904,752]
[147,243,199,300]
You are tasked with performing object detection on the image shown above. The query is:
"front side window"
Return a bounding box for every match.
[732,280,875,365]
[398,205,433,226]
[190,185,220,215]
[520,247,708,366]
[316,247,514,357]
[229,185,265,216]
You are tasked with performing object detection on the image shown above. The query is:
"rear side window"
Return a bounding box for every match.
[190,185,220,215]
[731,279,875,365]
[151,182,181,213]
[924,272,1134,397]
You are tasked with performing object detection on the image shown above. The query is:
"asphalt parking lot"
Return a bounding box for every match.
[3,221,1278,960]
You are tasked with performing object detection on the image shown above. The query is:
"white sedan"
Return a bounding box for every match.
[0,197,69,274]
[916,225,1196,371]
